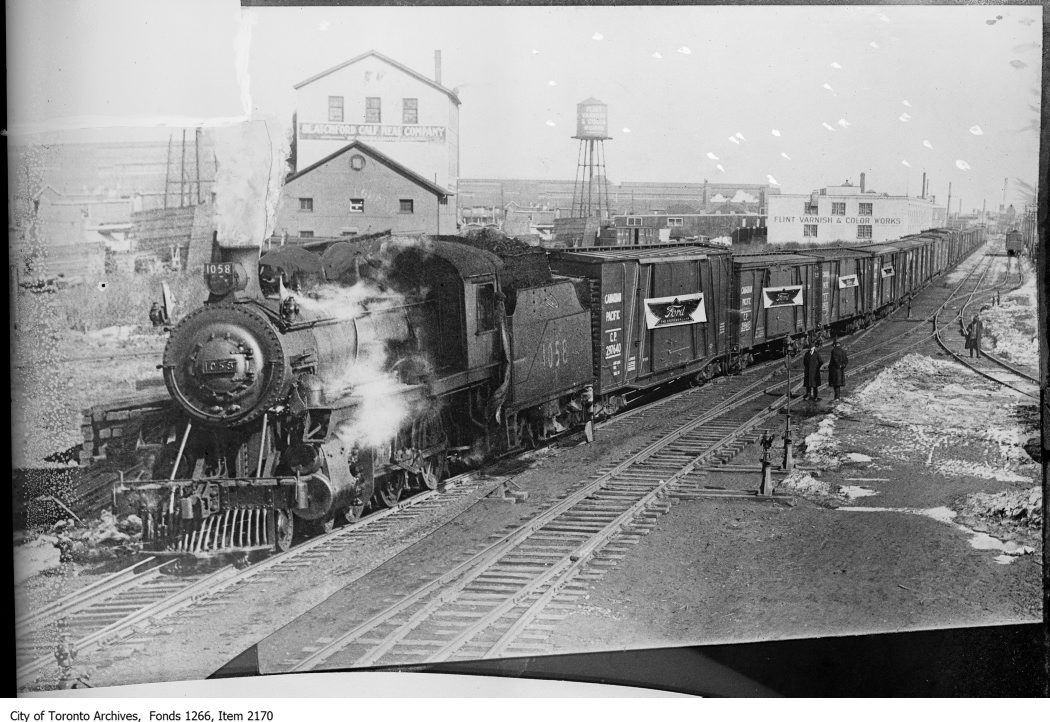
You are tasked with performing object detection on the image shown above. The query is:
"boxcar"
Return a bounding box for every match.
[857,242,904,311]
[549,244,733,404]
[731,252,820,352]
[894,237,935,298]
[1005,230,1024,256]
[798,247,873,334]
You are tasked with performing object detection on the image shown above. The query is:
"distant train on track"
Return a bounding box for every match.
[90,225,982,560]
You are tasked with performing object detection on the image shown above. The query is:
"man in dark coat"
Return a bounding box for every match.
[828,338,849,399]
[148,302,164,328]
[965,315,983,358]
[802,341,823,400]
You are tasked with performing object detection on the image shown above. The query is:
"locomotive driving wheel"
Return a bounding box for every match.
[274,509,294,552]
[344,503,366,524]
[376,471,407,508]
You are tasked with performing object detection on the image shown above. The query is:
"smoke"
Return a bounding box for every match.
[288,235,438,450]
[209,120,290,246]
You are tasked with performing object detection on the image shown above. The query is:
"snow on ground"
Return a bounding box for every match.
[981,266,1038,368]
[828,354,1038,482]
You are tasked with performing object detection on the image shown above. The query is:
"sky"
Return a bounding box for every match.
[6,1,1044,211]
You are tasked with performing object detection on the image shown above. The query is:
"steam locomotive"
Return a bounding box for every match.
[101,226,981,559]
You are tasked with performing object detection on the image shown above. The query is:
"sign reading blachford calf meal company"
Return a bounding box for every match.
[643,293,707,329]
[762,284,805,309]
[300,122,447,142]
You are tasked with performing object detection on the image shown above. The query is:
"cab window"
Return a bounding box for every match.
[477,283,496,333]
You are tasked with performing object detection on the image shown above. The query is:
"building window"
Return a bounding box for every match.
[857,224,873,240]
[299,231,314,238]
[859,202,873,216]
[803,224,818,238]
[403,98,418,124]
[831,202,846,216]
[439,196,448,205]
[626,216,643,227]
[349,198,365,213]
[299,198,313,212]
[667,217,684,227]
[328,96,344,122]
[349,154,366,171]
[399,199,414,214]
[477,283,496,333]
[365,97,381,123]
[804,203,818,214]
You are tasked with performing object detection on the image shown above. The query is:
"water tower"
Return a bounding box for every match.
[570,98,612,219]
[553,98,612,247]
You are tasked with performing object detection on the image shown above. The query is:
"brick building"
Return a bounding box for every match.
[273,140,455,238]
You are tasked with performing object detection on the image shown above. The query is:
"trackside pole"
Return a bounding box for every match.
[782,343,795,472]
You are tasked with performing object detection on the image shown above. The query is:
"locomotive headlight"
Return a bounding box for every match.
[204,262,248,296]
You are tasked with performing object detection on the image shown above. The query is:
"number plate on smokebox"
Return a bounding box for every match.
[203,359,238,374]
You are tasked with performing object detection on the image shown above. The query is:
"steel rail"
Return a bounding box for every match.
[285,241,994,670]
[18,563,240,688]
[15,557,159,633]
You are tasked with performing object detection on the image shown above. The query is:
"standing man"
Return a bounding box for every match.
[802,341,824,400]
[828,338,849,400]
[148,302,164,329]
[965,314,983,358]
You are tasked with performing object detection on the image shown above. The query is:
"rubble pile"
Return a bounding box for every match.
[26,510,143,567]
[953,486,1043,537]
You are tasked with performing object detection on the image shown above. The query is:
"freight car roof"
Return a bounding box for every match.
[796,247,871,260]
[857,243,902,254]
[732,252,817,267]
[551,244,731,263]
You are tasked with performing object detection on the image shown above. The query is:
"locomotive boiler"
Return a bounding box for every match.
[114,234,595,560]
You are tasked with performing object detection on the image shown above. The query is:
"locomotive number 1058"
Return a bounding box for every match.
[542,339,570,368]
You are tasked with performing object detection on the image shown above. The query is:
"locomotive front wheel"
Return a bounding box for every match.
[376,471,407,508]
[275,510,294,552]
[418,456,444,491]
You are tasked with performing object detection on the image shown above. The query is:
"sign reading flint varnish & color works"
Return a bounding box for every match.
[643,293,707,329]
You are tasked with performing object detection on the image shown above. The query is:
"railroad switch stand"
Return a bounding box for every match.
[759,432,775,496]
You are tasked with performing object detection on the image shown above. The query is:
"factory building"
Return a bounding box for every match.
[766,177,943,245]
[293,49,460,197]
[611,212,766,246]
[273,140,455,238]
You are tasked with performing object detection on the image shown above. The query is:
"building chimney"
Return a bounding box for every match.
[921,172,927,199]
[860,172,866,193]
[434,50,442,85]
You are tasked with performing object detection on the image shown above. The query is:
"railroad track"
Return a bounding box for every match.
[16,557,240,688]
[16,468,519,691]
[933,253,1038,399]
[274,247,1003,671]
[22,241,998,687]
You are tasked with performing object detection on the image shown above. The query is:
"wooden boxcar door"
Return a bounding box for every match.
[764,266,800,339]
[644,259,701,373]
[835,258,859,319]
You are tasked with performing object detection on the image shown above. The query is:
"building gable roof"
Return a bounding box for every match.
[285,140,453,198]
[294,49,461,106]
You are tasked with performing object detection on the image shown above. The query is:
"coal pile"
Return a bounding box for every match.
[439,230,552,292]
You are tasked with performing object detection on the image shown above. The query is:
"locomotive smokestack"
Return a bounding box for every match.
[434,50,442,85]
